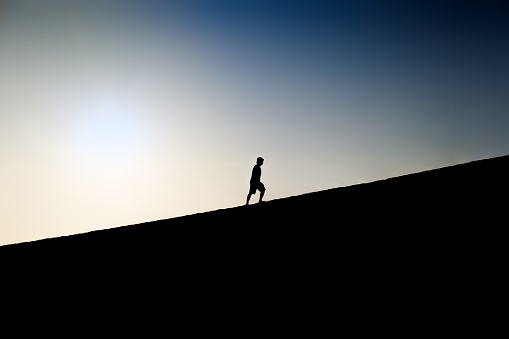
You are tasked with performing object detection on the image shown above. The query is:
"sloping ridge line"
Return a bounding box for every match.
[2,154,509,253]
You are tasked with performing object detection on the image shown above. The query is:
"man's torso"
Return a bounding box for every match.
[250,165,261,184]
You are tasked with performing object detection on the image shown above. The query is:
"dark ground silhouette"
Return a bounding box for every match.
[2,154,507,332]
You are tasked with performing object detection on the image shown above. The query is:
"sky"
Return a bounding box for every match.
[1,0,508,245]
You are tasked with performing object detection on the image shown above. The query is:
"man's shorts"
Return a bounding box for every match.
[249,182,265,195]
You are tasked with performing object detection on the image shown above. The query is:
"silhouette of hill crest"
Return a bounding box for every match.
[3,155,507,332]
[3,154,508,253]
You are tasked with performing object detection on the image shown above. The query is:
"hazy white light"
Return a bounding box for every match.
[68,93,148,169]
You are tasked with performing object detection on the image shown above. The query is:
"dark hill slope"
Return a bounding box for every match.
[2,155,507,332]
[4,155,509,249]
[3,154,507,259]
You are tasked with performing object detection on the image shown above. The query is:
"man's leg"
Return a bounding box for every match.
[246,193,253,205]
[258,186,265,203]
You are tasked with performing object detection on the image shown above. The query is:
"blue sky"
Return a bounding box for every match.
[1,0,508,244]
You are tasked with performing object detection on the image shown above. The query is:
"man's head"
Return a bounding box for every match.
[256,157,264,166]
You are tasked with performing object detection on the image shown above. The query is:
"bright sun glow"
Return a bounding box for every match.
[68,94,149,169]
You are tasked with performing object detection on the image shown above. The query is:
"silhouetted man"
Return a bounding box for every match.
[246,157,265,205]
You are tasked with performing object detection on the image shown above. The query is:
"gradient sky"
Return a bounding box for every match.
[1,0,508,245]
